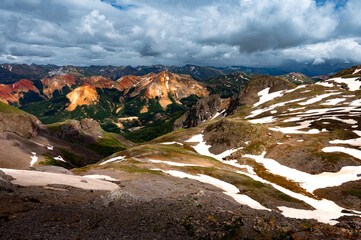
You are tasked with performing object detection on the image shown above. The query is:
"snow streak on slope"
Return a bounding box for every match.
[99,156,125,165]
[269,121,320,134]
[181,134,361,224]
[243,152,361,193]
[160,170,270,211]
[298,92,340,105]
[254,88,284,107]
[327,77,361,91]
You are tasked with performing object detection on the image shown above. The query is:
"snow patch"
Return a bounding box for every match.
[53,156,65,162]
[269,121,320,134]
[244,152,361,193]
[1,168,119,191]
[316,81,334,88]
[352,69,361,75]
[83,174,119,182]
[248,116,276,124]
[211,110,225,120]
[185,134,240,161]
[327,77,361,91]
[30,152,38,166]
[321,98,346,105]
[100,156,125,165]
[323,147,361,161]
[148,159,199,167]
[254,88,284,107]
[298,92,340,105]
[163,170,269,211]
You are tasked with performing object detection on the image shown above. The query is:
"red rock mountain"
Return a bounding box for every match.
[116,71,209,108]
[0,71,208,110]
[0,79,39,104]
[66,84,99,111]
[41,74,76,98]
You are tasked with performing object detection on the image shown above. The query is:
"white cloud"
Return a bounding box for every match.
[0,0,360,68]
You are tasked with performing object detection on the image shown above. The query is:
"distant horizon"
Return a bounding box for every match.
[1,61,359,77]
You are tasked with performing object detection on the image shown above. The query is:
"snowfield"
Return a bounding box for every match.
[254,88,284,107]
[327,77,361,91]
[161,170,270,211]
[181,133,361,224]
[1,168,119,191]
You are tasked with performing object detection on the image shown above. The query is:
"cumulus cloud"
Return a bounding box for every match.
[0,0,360,68]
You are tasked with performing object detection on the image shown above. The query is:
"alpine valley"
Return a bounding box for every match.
[1,63,361,239]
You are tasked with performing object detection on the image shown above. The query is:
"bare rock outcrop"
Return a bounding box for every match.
[226,75,294,116]
[0,112,43,139]
[173,94,229,130]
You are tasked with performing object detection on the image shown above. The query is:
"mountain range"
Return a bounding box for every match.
[0,64,361,239]
[0,63,328,143]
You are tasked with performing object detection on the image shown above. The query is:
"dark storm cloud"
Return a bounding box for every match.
[0,0,360,67]
[9,46,54,58]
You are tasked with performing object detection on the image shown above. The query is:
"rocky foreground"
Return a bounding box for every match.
[0,169,360,240]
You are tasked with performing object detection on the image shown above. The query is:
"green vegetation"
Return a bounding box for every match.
[180,94,200,108]
[344,189,361,198]
[20,86,191,142]
[200,72,252,98]
[100,120,121,133]
[59,148,88,167]
[204,118,279,152]
[104,164,163,175]
[90,135,127,158]
[0,101,27,114]
[38,155,72,169]
[122,101,187,143]
[244,142,266,155]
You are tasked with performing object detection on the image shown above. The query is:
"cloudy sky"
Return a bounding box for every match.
[0,0,360,68]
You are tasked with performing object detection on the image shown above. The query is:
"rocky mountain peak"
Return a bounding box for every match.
[226,75,294,115]
[173,94,229,130]
[41,74,76,98]
[0,79,39,104]
[66,84,99,111]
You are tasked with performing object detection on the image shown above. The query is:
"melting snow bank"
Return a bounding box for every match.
[323,147,361,161]
[30,152,38,166]
[99,156,125,165]
[298,92,341,105]
[330,137,361,147]
[269,120,320,134]
[160,169,269,211]
[244,152,361,193]
[148,159,199,167]
[327,77,361,91]
[186,134,240,161]
[1,168,119,191]
[211,110,226,120]
[254,88,284,107]
[185,133,361,224]
[83,174,119,182]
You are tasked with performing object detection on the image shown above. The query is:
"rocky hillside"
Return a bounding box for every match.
[174,94,230,130]
[279,72,315,85]
[226,75,294,115]
[0,79,40,104]
[8,71,207,142]
[200,71,254,98]
[0,101,133,170]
